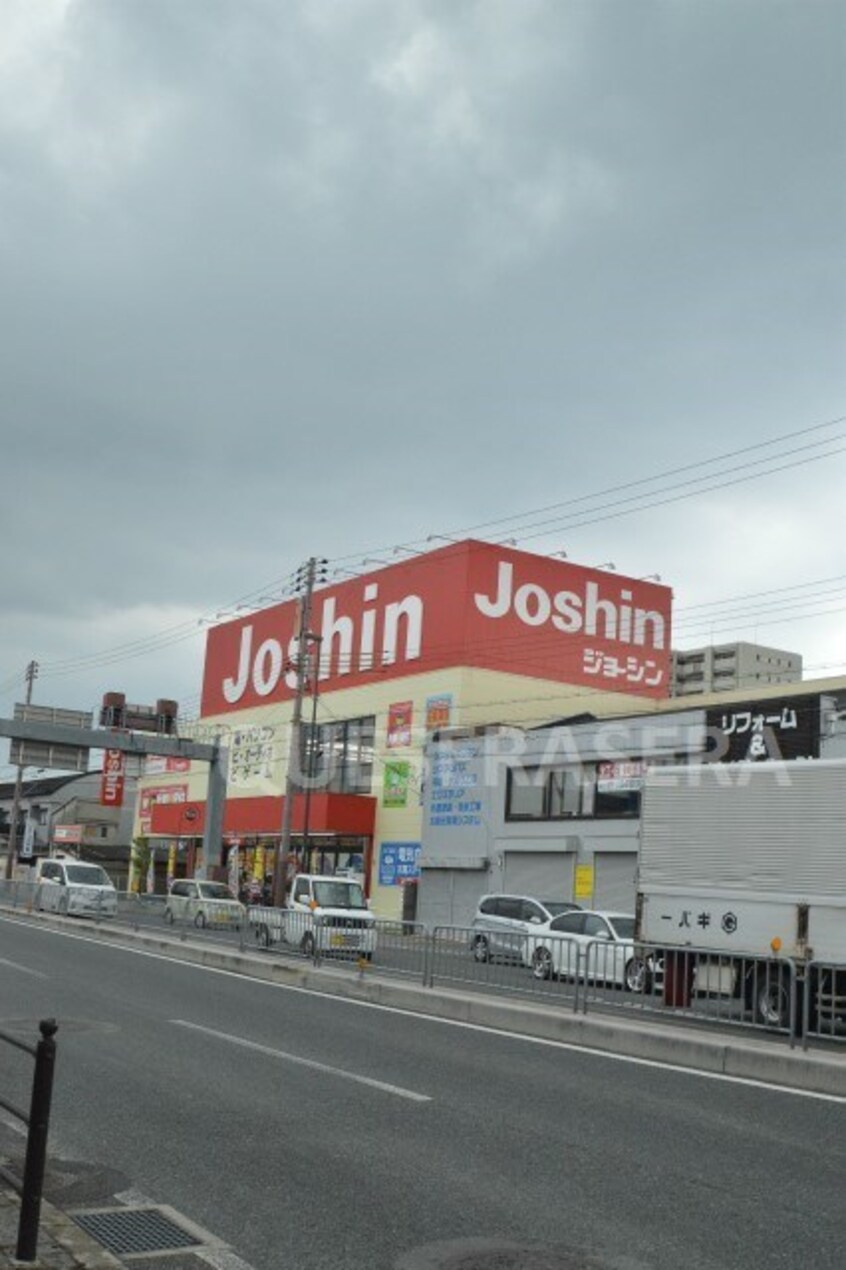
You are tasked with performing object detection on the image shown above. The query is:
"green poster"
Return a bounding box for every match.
[383,761,410,808]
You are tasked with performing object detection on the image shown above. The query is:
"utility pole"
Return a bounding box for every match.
[272,558,326,906]
[4,660,39,879]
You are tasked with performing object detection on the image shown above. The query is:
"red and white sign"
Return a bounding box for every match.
[597,760,647,793]
[139,783,188,832]
[144,755,191,776]
[200,540,672,716]
[100,749,126,807]
[54,824,83,845]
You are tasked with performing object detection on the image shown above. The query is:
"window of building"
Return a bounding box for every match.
[505,768,547,819]
[548,769,581,818]
[301,715,375,795]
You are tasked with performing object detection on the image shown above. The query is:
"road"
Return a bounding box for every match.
[0,913,843,1270]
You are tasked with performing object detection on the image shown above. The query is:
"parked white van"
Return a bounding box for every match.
[35,858,118,918]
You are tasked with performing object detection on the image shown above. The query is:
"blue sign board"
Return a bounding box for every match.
[379,841,422,887]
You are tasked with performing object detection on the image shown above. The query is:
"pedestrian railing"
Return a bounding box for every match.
[3,886,843,1048]
[0,1019,58,1262]
[802,960,846,1049]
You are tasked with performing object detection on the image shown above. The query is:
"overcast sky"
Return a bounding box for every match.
[1,0,844,763]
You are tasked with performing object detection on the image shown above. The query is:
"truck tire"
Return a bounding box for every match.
[750,964,792,1029]
[256,923,271,949]
[301,932,315,957]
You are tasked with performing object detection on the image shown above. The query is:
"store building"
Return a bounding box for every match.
[417,682,846,927]
[136,539,673,915]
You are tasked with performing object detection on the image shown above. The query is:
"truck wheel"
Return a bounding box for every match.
[301,932,315,957]
[471,935,490,963]
[256,923,271,949]
[194,912,207,930]
[752,965,791,1029]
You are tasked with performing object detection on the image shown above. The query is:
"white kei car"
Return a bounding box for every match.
[164,879,245,930]
[528,910,658,993]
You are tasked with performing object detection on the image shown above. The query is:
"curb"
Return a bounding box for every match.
[3,906,845,1098]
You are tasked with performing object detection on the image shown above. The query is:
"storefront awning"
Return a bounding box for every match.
[148,792,376,839]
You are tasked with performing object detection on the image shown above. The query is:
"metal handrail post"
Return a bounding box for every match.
[16,1019,58,1263]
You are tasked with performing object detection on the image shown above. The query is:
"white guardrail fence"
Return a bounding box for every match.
[1,882,843,1050]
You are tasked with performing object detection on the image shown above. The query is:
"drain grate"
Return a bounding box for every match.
[73,1206,203,1256]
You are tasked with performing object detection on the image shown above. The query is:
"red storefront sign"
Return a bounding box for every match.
[200,540,673,716]
[100,749,126,807]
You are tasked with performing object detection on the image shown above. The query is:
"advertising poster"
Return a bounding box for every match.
[379,842,422,887]
[386,701,413,748]
[383,761,411,808]
[425,693,452,732]
[167,843,177,886]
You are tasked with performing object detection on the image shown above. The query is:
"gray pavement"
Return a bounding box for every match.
[0,911,844,1270]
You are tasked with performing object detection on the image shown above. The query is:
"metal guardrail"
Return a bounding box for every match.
[0,1019,58,1262]
[802,960,846,1049]
[3,884,843,1047]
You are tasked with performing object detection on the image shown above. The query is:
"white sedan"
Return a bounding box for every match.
[528,910,657,993]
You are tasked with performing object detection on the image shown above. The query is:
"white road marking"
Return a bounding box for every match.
[0,955,47,979]
[171,1018,432,1103]
[1,913,842,1104]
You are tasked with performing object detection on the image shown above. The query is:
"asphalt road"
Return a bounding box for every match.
[0,914,843,1270]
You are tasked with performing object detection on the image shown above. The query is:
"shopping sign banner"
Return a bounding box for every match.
[145,756,191,775]
[379,842,422,887]
[425,694,452,732]
[139,784,188,831]
[383,761,411,808]
[54,824,83,845]
[100,749,126,807]
[386,701,413,748]
[597,760,646,793]
[200,541,673,714]
[706,693,821,762]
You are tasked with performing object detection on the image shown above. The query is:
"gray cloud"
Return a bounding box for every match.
[1,0,843,729]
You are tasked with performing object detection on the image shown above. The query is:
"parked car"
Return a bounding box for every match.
[249,874,376,958]
[470,894,582,965]
[528,909,658,993]
[164,879,245,930]
[35,858,118,919]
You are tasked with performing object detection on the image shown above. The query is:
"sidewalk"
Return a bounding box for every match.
[0,1186,122,1269]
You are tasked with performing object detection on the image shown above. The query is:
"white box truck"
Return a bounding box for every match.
[636,758,846,1031]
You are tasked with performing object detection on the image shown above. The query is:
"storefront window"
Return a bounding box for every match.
[302,716,375,795]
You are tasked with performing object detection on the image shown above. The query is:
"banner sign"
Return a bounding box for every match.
[378,842,422,886]
[54,824,83,845]
[145,756,191,775]
[706,693,821,762]
[597,760,646,793]
[101,749,127,807]
[425,694,452,733]
[201,541,672,714]
[139,784,188,832]
[383,761,411,808]
[386,701,413,748]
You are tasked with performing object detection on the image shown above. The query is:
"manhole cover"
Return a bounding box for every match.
[73,1207,202,1255]
[395,1239,602,1270]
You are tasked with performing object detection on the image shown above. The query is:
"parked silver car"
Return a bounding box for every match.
[528,909,660,993]
[470,894,581,965]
